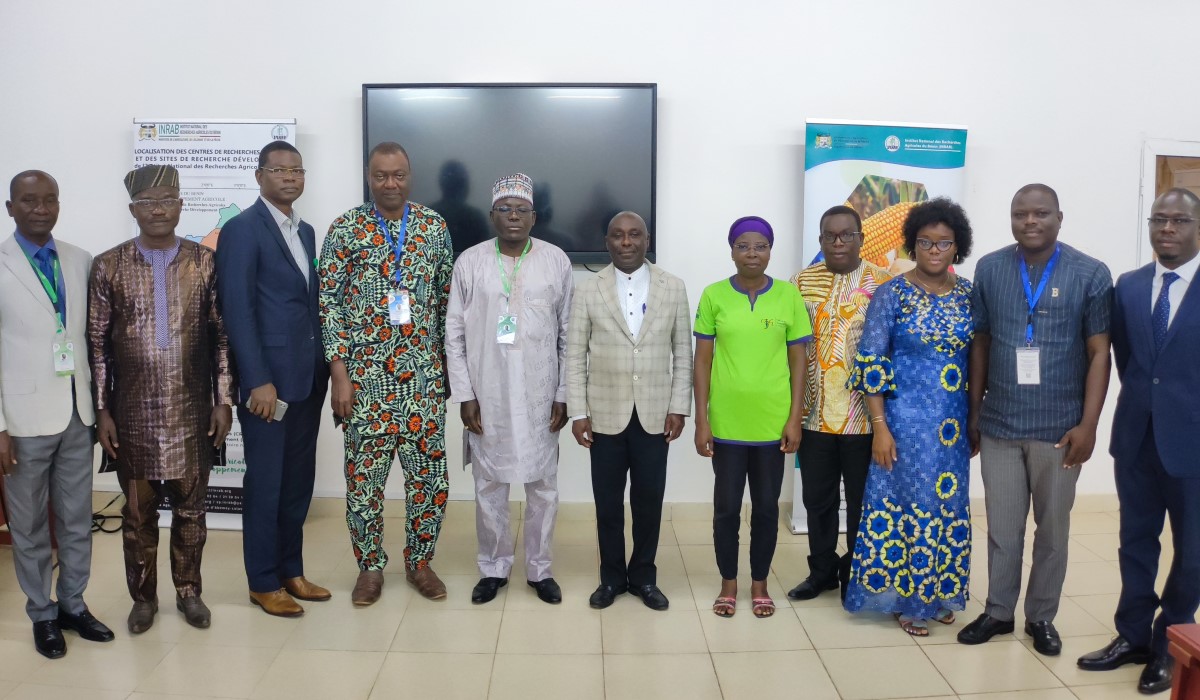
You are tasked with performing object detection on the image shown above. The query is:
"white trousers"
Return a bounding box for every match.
[473,470,558,581]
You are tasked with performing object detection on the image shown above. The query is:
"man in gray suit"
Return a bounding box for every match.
[566,211,692,610]
[2,170,114,658]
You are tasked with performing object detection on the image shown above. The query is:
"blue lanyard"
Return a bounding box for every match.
[1018,244,1060,345]
[374,204,409,286]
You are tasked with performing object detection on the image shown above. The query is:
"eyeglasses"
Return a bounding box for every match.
[131,197,182,211]
[260,167,306,177]
[914,238,955,251]
[1148,216,1198,228]
[733,243,771,253]
[820,231,862,244]
[493,205,534,216]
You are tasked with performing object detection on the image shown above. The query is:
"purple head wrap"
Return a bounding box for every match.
[728,216,774,247]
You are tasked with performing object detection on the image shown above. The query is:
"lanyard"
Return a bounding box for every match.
[495,238,532,298]
[21,248,65,325]
[1018,244,1060,345]
[374,204,409,286]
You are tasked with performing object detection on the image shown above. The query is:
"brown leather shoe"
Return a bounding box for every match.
[351,571,384,607]
[127,600,158,634]
[249,589,304,617]
[406,566,448,600]
[282,576,332,602]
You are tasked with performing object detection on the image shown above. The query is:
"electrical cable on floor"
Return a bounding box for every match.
[92,492,124,533]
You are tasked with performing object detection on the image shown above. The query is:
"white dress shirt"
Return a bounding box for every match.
[614,262,651,337]
[262,196,310,287]
[1151,253,1199,327]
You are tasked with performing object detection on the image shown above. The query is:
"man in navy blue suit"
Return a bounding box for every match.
[1078,188,1200,694]
[216,141,330,617]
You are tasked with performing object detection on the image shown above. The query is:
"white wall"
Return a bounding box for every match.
[2,0,1193,503]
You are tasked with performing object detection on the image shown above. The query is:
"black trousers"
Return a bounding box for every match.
[799,429,872,585]
[712,442,785,581]
[590,409,668,587]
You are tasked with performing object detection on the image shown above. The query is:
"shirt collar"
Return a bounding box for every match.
[1156,253,1200,285]
[14,229,57,256]
[616,262,650,282]
[134,236,180,257]
[261,196,299,230]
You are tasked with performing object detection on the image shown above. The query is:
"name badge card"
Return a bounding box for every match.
[388,289,411,326]
[1016,346,1040,385]
[496,313,517,344]
[53,330,75,376]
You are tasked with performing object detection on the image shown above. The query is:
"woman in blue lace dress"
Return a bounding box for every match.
[842,198,975,637]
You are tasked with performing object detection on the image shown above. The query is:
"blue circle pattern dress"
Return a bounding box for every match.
[842,275,974,620]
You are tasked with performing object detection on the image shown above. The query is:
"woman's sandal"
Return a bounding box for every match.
[933,608,955,625]
[713,597,736,618]
[751,597,776,618]
[895,614,929,636]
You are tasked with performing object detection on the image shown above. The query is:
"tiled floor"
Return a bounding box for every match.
[0,494,1168,699]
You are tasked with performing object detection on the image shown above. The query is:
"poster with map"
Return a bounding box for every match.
[131,118,296,530]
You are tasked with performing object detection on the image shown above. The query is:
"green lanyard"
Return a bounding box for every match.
[495,238,532,298]
[21,249,64,324]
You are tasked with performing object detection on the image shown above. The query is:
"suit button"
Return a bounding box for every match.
[633,375,640,381]
[633,349,640,354]
[1153,378,1159,384]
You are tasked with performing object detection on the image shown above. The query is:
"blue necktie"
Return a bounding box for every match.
[1152,271,1180,351]
[33,246,56,285]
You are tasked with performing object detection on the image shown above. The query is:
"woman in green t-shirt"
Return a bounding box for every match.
[694,215,813,618]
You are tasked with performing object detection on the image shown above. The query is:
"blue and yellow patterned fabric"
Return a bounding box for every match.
[843,275,974,619]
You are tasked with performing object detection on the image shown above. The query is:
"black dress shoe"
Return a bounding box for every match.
[528,578,562,604]
[629,584,669,611]
[956,613,1015,645]
[588,584,626,609]
[1138,655,1173,695]
[33,620,66,659]
[1077,636,1155,671]
[786,577,839,601]
[471,577,507,604]
[1024,620,1062,656]
[57,607,115,642]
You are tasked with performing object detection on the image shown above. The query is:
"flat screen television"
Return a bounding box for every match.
[362,83,657,264]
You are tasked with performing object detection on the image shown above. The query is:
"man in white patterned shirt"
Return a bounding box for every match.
[566,211,693,610]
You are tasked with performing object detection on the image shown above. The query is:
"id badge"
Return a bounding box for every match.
[496,313,517,344]
[53,330,75,376]
[1016,346,1040,385]
[388,288,411,326]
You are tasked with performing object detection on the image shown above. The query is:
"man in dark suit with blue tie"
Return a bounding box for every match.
[1078,188,1200,694]
[216,142,330,617]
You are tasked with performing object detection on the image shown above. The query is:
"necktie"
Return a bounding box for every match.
[1152,271,1180,351]
[33,246,56,286]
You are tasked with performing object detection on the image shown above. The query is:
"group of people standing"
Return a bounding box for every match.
[1,145,1197,697]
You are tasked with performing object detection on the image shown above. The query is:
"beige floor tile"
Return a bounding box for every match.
[135,643,279,697]
[672,518,747,546]
[391,609,502,654]
[796,604,917,649]
[669,503,715,521]
[0,680,14,698]
[601,608,707,654]
[545,519,601,546]
[496,609,601,654]
[26,637,173,692]
[923,640,1063,694]
[129,695,242,700]
[1072,496,1121,513]
[712,650,839,700]
[176,600,301,647]
[1061,561,1123,597]
[1011,596,1112,639]
[3,684,127,700]
[249,649,385,700]
[958,690,1078,700]
[1070,594,1119,633]
[556,502,597,521]
[370,652,493,700]
[542,544,599,577]
[282,594,405,652]
[407,573,503,610]
[603,653,722,700]
[298,537,353,575]
[652,545,688,577]
[488,653,603,700]
[698,602,812,652]
[502,575,595,611]
[1069,512,1123,535]
[426,543,485,575]
[1066,538,1106,563]
[1022,634,1144,686]
[820,645,953,699]
[911,599,987,646]
[1072,532,1121,561]
[0,638,50,682]
[1067,681,1148,699]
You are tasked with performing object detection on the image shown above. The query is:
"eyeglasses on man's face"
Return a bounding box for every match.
[493,205,534,216]
[819,231,862,244]
[914,238,955,251]
[131,197,182,211]
[1147,216,1198,229]
[260,167,306,177]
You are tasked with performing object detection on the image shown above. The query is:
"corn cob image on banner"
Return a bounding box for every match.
[791,119,966,535]
[802,120,968,275]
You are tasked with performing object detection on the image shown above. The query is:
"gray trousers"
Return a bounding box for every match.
[980,435,1080,623]
[474,469,558,582]
[2,411,95,622]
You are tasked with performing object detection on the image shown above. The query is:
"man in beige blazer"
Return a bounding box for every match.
[2,170,113,659]
[567,210,692,611]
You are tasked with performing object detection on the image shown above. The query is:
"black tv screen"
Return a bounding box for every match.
[362,83,657,264]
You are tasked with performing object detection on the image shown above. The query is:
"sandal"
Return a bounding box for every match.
[895,614,929,637]
[933,608,955,625]
[752,597,776,618]
[713,596,736,618]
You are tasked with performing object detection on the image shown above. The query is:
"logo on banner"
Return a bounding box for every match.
[885,135,901,152]
[137,124,158,140]
[814,134,833,149]
[271,124,289,141]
